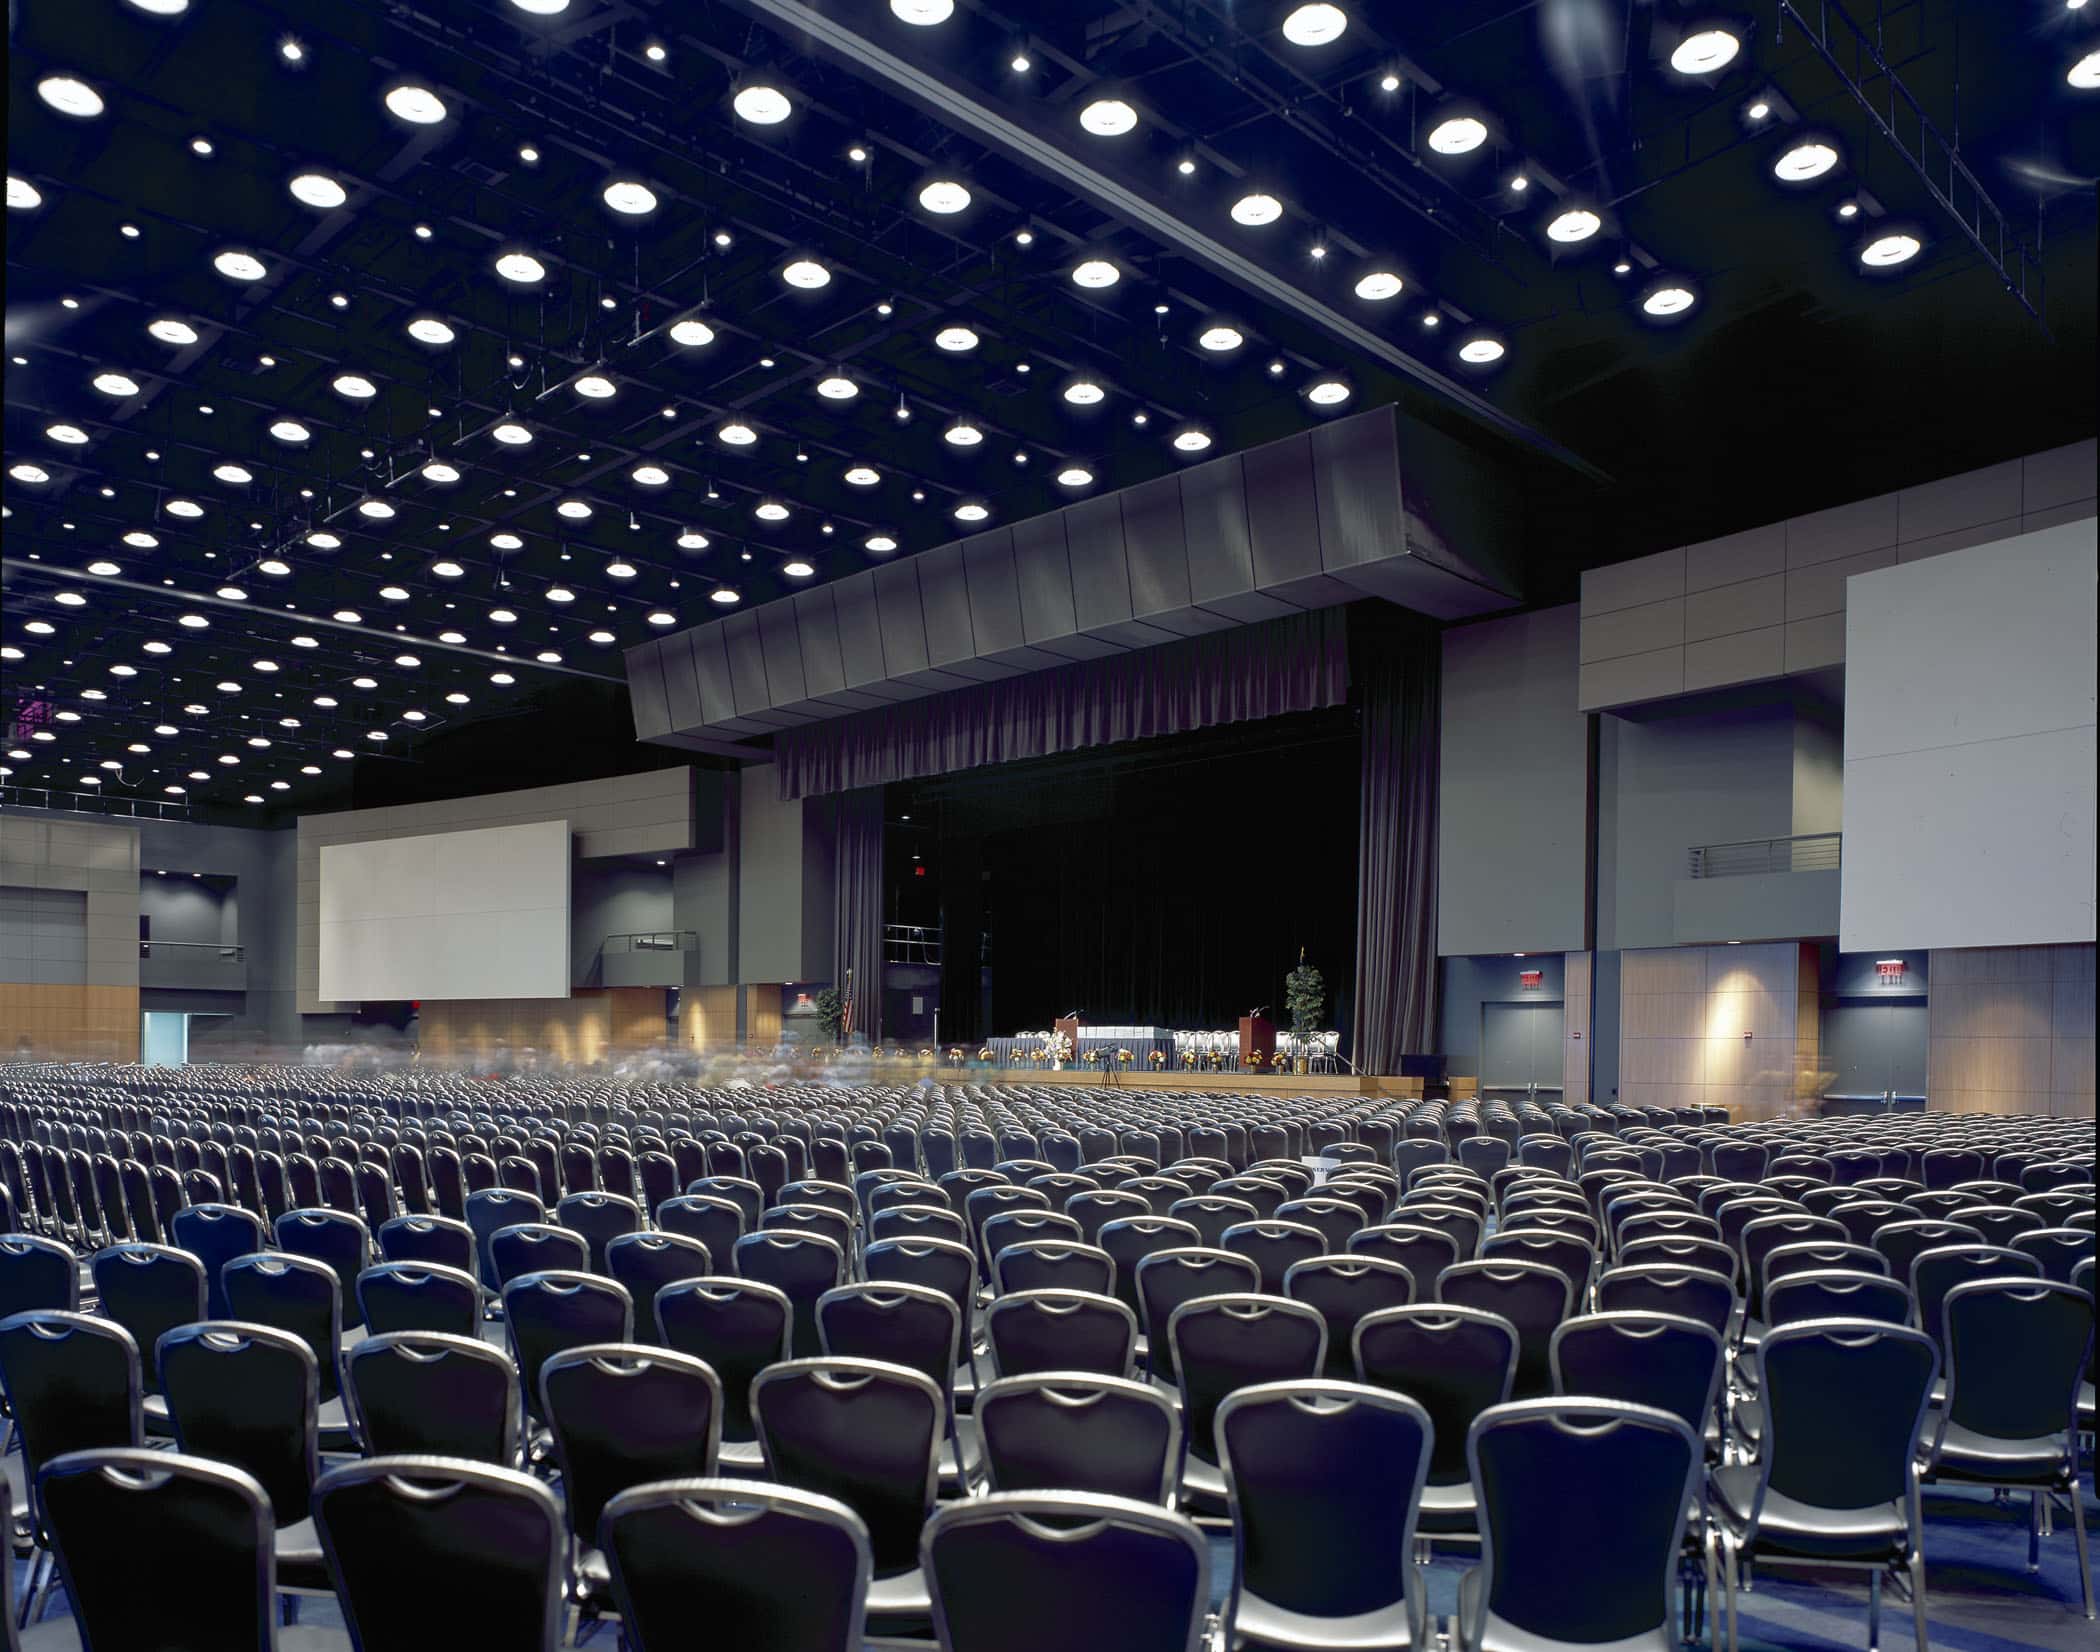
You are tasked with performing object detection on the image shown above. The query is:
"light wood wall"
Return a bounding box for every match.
[416,988,668,1065]
[0,983,141,1062]
[677,987,738,1052]
[744,985,783,1048]
[1563,951,1593,1104]
[1619,942,1819,1120]
[1927,944,2095,1116]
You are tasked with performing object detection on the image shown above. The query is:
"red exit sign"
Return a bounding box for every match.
[1519,970,1543,989]
[1875,959,1907,984]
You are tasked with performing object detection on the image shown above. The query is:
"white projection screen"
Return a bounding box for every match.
[1840,519,2097,952]
[318,820,571,1001]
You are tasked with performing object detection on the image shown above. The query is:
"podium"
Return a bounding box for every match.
[1055,1016,1084,1050]
[1238,1015,1275,1067]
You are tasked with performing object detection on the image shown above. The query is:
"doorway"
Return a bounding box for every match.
[1481,1001,1563,1091]
[141,1011,190,1068]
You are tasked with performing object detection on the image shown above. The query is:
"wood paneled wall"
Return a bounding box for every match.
[1927,944,2095,1116]
[677,986,738,1052]
[416,988,668,1065]
[1619,942,1819,1120]
[1563,951,1592,1104]
[0,983,140,1062]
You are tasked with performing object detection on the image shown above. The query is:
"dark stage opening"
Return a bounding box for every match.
[887,707,1361,1046]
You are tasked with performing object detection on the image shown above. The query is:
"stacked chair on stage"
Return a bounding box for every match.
[0,1061,2090,1648]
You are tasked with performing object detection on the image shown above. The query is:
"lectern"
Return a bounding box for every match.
[1055,1016,1085,1050]
[1238,1015,1276,1067]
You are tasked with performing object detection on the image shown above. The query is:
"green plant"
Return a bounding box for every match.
[1284,949,1325,1043]
[813,985,846,1043]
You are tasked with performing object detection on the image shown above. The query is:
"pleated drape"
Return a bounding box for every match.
[1351,622,1441,1073]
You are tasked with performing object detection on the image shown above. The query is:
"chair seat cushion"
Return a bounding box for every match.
[866,1565,932,1622]
[1927,1420,2069,1485]
[316,1394,356,1453]
[275,1515,334,1592]
[719,1436,766,1472]
[1414,1479,1479,1536]
[1710,1464,1908,1560]
[1234,1586,1423,1652]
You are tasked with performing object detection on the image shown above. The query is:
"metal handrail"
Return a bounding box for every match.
[139,940,245,959]
[0,785,193,820]
[598,931,698,954]
[1687,833,1841,878]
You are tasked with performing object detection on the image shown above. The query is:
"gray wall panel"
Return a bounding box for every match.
[1121,476,1194,618]
[1013,512,1079,644]
[794,589,846,700]
[692,627,739,727]
[873,562,931,678]
[833,573,889,690]
[1243,435,1323,595]
[961,530,1025,655]
[723,610,772,716]
[757,603,808,706]
[1311,414,1406,572]
[625,644,672,738]
[659,635,705,733]
[1064,495,1135,633]
[917,543,977,669]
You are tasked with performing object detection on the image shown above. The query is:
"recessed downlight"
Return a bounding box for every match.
[816,375,859,400]
[782,258,831,289]
[934,326,980,352]
[1079,99,1137,136]
[1773,141,1839,182]
[669,318,716,347]
[1860,233,1921,267]
[1072,259,1120,289]
[1457,337,1506,365]
[1427,116,1487,155]
[1669,29,1741,76]
[733,84,791,125]
[1229,193,1282,226]
[602,179,658,215]
[384,84,448,124]
[918,179,971,214]
[1056,466,1095,488]
[288,172,348,209]
[407,316,456,345]
[1641,282,1697,318]
[1546,208,1601,243]
[148,317,200,345]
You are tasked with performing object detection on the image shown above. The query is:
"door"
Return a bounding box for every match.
[1481,1002,1562,1091]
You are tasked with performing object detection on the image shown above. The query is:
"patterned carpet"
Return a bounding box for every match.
[13,1476,2095,1648]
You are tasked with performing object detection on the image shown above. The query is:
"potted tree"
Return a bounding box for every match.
[1284,949,1325,1075]
[813,986,846,1050]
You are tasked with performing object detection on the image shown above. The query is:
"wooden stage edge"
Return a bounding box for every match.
[867,1065,1431,1098]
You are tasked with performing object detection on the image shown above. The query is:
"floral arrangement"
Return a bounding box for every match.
[977,1045,994,1064]
[1040,1029,1073,1066]
[946,1047,964,1065]
[1151,1049,1168,1068]
[917,1048,936,1063]
[1181,1049,1198,1069]
[1116,1047,1133,1066]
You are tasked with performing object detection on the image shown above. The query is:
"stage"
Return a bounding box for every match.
[861,1063,1431,1098]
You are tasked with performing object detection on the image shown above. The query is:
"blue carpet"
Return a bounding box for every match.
[15,1479,2095,1648]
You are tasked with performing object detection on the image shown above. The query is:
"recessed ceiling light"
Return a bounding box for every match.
[1198,325,1244,351]
[1547,208,1601,243]
[378,585,409,602]
[891,0,954,20]
[407,316,456,346]
[191,137,214,155]
[844,465,881,487]
[1427,116,1487,155]
[288,172,347,209]
[944,422,983,447]
[782,560,815,579]
[92,372,141,397]
[264,420,311,446]
[332,373,377,399]
[919,179,972,214]
[677,529,711,550]
[733,85,792,124]
[546,585,576,605]
[782,258,831,289]
[1305,378,1352,404]
[1055,466,1095,488]
[719,422,758,447]
[9,463,50,483]
[1860,233,1922,267]
[670,319,716,347]
[1072,259,1120,289]
[7,177,42,210]
[165,498,203,517]
[147,318,199,345]
[1230,193,1282,226]
[933,326,981,354]
[865,534,898,553]
[423,460,460,483]
[1353,270,1403,301]
[2071,50,2100,88]
[1063,379,1106,406]
[432,560,465,579]
[1641,283,1697,317]
[1172,428,1212,453]
[494,251,546,284]
[1747,100,1771,120]
[213,250,267,281]
[602,179,657,215]
[952,501,990,522]
[508,0,570,14]
[37,75,105,119]
[1458,337,1506,365]
[1281,5,1348,47]
[754,500,790,522]
[385,84,448,124]
[575,374,616,399]
[1670,29,1740,75]
[492,422,533,445]
[632,465,670,486]
[1773,141,1838,182]
[556,499,594,520]
[1011,53,1031,72]
[211,463,253,485]
[1080,98,1138,137]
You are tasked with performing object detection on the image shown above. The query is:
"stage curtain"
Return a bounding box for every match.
[831,787,885,1044]
[1352,617,1441,1073]
[775,608,1348,801]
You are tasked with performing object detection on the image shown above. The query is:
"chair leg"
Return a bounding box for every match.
[1868,1564,1882,1652]
[1721,1532,1741,1652]
[2069,1481,2096,1620]
[2030,1489,2044,1571]
[1908,1548,1930,1652]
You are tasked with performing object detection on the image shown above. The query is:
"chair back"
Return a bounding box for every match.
[273,1207,370,1327]
[606,1232,715,1318]
[1436,1258,1575,1400]
[1282,1255,1416,1381]
[358,1260,482,1338]
[1937,1278,2093,1451]
[0,1235,80,1320]
[1168,1293,1325,1470]
[1548,1311,1724,1433]
[501,1270,634,1421]
[1352,1304,1518,1485]
[654,1278,792,1444]
[732,1231,845,1359]
[657,1194,744,1264]
[752,1357,942,1578]
[987,1288,1137,1380]
[975,1374,1179,1505]
[1756,1320,1937,1517]
[991,1239,1115,1300]
[923,1492,1210,1652]
[1467,1399,1702,1649]
[170,1203,266,1319]
[377,1213,475,1275]
[601,1478,871,1652]
[40,1449,277,1652]
[1910,1244,2041,1347]
[90,1243,206,1395]
[1767,1269,1910,1328]
[223,1251,344,1403]
[0,1311,143,1538]
[1097,1216,1203,1316]
[158,1320,319,1524]
[817,1282,961,1396]
[541,1343,722,1544]
[344,1331,520,1465]
[314,1456,565,1652]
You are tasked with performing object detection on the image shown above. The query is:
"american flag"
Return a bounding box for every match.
[839,969,855,1041]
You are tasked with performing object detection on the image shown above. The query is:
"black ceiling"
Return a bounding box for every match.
[5,0,2094,823]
